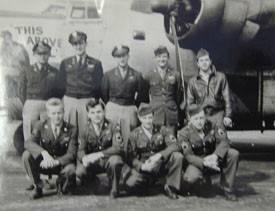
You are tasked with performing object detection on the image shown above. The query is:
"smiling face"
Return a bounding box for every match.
[72,41,87,56]
[47,105,64,126]
[189,110,206,131]
[197,54,212,72]
[138,113,153,130]
[34,52,50,65]
[155,52,169,69]
[87,104,105,125]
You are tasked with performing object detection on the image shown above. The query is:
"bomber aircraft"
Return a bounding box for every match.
[1,0,275,154]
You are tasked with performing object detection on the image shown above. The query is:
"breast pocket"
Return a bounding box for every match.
[28,74,41,86]
[60,137,70,149]
[191,142,204,155]
[136,140,149,154]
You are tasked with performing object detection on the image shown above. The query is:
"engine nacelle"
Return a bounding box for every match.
[151,0,275,50]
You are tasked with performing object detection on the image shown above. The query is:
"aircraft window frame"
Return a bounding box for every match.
[87,6,100,19]
[70,6,86,19]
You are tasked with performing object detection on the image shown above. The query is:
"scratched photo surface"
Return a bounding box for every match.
[1,0,275,210]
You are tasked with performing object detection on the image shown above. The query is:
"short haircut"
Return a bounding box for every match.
[154,45,169,57]
[86,98,105,112]
[196,48,210,60]
[46,98,64,111]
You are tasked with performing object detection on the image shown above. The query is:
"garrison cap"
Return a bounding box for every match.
[45,98,64,110]
[196,48,210,59]
[154,45,169,56]
[111,45,130,57]
[138,103,153,116]
[188,104,204,117]
[68,31,87,45]
[32,41,51,54]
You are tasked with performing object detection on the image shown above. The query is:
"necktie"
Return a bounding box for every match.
[159,69,166,80]
[54,127,60,139]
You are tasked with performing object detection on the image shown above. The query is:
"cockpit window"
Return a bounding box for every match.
[71,6,85,19]
[87,7,100,18]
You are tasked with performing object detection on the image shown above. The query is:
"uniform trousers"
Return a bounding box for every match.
[183,148,239,193]
[22,150,76,191]
[76,155,124,193]
[125,152,183,192]
[22,100,46,140]
[63,95,92,136]
[105,101,138,141]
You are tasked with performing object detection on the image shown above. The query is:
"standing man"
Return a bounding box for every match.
[187,48,232,129]
[59,31,103,135]
[101,45,145,140]
[76,99,124,198]
[0,30,30,120]
[20,41,60,140]
[22,98,77,199]
[144,46,183,134]
[124,103,183,199]
[177,105,239,201]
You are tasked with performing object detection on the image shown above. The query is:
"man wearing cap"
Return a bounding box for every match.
[124,103,183,199]
[177,105,239,201]
[187,48,232,129]
[20,41,61,140]
[59,31,103,135]
[101,45,145,141]
[144,46,183,134]
[22,98,77,199]
[76,98,124,198]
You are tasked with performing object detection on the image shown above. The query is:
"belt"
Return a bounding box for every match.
[204,106,222,115]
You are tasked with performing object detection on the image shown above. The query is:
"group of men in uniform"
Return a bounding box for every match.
[20,31,239,201]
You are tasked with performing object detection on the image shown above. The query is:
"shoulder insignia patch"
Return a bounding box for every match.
[218,128,225,136]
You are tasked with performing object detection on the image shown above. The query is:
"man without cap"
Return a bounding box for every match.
[22,98,77,199]
[144,46,183,134]
[0,30,30,120]
[177,105,239,201]
[76,98,124,198]
[124,103,183,199]
[101,45,145,141]
[20,41,61,140]
[59,31,103,136]
[187,48,232,129]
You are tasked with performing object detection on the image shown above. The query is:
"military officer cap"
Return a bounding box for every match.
[188,104,203,117]
[196,48,210,59]
[32,41,51,54]
[112,45,130,57]
[154,45,169,57]
[138,103,153,116]
[68,31,87,45]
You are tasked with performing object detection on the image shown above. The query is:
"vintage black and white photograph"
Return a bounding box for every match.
[1,0,275,210]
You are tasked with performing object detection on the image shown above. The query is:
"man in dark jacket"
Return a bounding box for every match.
[144,46,183,134]
[177,105,239,201]
[59,31,103,135]
[187,48,232,129]
[20,41,61,140]
[22,98,77,199]
[101,45,145,141]
[76,98,124,198]
[124,103,183,199]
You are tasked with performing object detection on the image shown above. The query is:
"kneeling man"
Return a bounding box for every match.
[22,98,77,199]
[124,103,183,199]
[178,105,239,201]
[76,98,124,198]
